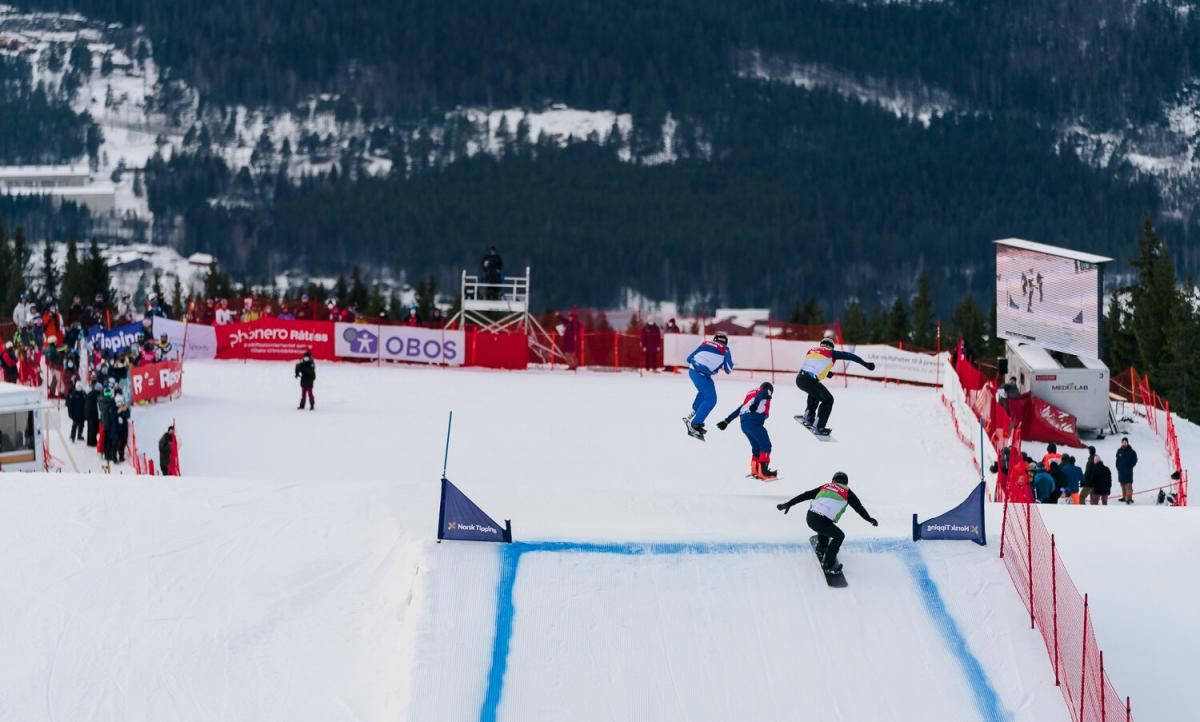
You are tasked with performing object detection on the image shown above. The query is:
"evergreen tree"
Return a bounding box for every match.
[333,273,348,304]
[387,289,402,320]
[841,300,869,344]
[39,238,59,304]
[5,225,28,311]
[85,240,112,310]
[801,298,825,326]
[203,262,233,300]
[1102,287,1138,373]
[951,293,987,355]
[886,297,910,345]
[867,303,888,343]
[1157,285,1200,419]
[60,235,85,306]
[152,270,165,301]
[1127,218,1182,379]
[365,284,387,317]
[0,218,10,312]
[911,271,935,348]
[171,275,184,320]
[415,274,437,322]
[348,267,369,309]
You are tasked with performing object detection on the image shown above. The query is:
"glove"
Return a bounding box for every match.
[868,517,879,527]
[716,421,728,431]
[777,503,790,514]
[866,362,876,371]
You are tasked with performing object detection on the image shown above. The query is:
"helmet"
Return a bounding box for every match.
[103,388,113,398]
[713,332,729,345]
[819,338,835,349]
[760,381,774,395]
[832,471,849,485]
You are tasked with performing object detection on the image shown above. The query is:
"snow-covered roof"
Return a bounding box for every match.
[0,165,89,180]
[0,381,41,407]
[994,238,1113,265]
[187,252,215,266]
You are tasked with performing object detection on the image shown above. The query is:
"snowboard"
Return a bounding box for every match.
[683,417,706,441]
[793,415,836,441]
[745,474,781,482]
[809,535,848,588]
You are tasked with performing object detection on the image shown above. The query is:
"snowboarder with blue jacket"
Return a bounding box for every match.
[684,332,733,440]
[717,381,777,479]
[796,337,875,436]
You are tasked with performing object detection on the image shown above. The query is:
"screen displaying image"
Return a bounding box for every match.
[995,242,1103,359]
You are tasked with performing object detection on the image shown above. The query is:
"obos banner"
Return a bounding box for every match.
[216,319,335,360]
[131,359,183,403]
[152,316,217,360]
[335,323,464,365]
[87,321,147,355]
[912,481,986,545]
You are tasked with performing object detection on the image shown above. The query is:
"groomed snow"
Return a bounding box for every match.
[12,361,1193,719]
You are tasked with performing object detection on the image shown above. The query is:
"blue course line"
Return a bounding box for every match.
[899,545,1011,722]
[479,539,1005,722]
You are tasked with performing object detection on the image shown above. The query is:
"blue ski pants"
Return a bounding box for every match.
[740,415,771,456]
[689,369,717,425]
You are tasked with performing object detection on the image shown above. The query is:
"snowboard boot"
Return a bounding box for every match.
[800,412,815,428]
[755,452,777,480]
[822,551,842,573]
[813,425,832,437]
[691,422,706,438]
[814,539,829,561]
[750,457,760,477]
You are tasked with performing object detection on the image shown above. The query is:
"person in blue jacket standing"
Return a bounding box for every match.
[684,332,733,440]
[716,381,777,479]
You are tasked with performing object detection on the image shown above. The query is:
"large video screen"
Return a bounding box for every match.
[995,242,1103,359]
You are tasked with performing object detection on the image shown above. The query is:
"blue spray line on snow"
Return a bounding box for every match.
[478,539,1008,722]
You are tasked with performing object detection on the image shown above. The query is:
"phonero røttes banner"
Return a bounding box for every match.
[215,319,335,360]
[335,323,464,365]
[131,359,183,403]
[87,321,147,355]
[437,477,512,543]
[912,481,986,545]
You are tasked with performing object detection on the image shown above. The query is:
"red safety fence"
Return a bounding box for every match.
[1000,499,1132,721]
[1118,369,1188,506]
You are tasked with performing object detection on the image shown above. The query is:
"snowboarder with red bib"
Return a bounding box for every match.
[716,381,777,479]
[795,337,874,436]
[776,471,877,573]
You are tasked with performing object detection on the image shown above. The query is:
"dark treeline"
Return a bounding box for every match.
[25,0,1199,125]
[150,84,1161,317]
[0,55,99,164]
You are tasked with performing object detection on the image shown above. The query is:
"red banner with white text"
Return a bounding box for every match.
[131,359,183,403]
[215,319,336,361]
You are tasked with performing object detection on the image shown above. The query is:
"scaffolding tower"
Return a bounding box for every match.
[445,266,564,364]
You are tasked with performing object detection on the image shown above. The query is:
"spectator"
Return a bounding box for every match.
[640,317,662,372]
[240,298,259,323]
[215,299,234,325]
[1048,461,1066,503]
[84,382,101,447]
[0,341,17,383]
[155,333,174,362]
[481,245,504,299]
[294,293,313,320]
[139,340,157,366]
[98,387,120,463]
[431,307,445,326]
[665,318,681,334]
[11,293,33,331]
[1088,455,1113,505]
[42,303,63,346]
[117,293,133,323]
[159,425,177,476]
[115,393,130,463]
[91,293,107,328]
[67,381,86,442]
[110,352,130,399]
[560,312,582,369]
[1115,437,1138,504]
[294,350,316,410]
[44,337,65,398]
[66,296,86,327]
[404,306,419,326]
[340,304,358,322]
[1060,454,1084,504]
[1030,463,1055,503]
[1041,443,1062,470]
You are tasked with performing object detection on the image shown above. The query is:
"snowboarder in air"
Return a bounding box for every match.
[795,337,875,436]
[716,381,777,479]
[295,350,316,410]
[776,471,878,573]
[683,332,733,440]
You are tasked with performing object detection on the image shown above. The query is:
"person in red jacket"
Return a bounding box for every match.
[639,318,662,371]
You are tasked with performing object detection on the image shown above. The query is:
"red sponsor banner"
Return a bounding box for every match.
[131,359,183,403]
[215,319,336,361]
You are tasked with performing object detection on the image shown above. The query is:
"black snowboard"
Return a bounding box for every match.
[793,415,835,442]
[809,535,848,588]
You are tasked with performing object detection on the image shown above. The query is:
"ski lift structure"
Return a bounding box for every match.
[444,266,565,364]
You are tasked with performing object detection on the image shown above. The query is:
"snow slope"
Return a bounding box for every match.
[14,362,1191,719]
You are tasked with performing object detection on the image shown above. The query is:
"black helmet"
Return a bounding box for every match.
[713,332,728,345]
[819,337,835,349]
[760,381,774,395]
[832,471,849,485]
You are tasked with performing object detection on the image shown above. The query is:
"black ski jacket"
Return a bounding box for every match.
[294,358,316,388]
[780,486,874,524]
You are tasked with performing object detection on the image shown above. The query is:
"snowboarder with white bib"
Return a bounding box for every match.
[776,471,877,573]
[683,332,733,440]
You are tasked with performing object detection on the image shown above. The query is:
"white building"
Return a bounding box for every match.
[0,382,44,471]
[0,165,116,213]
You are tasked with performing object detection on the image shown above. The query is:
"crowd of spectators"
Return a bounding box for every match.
[995,438,1144,505]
